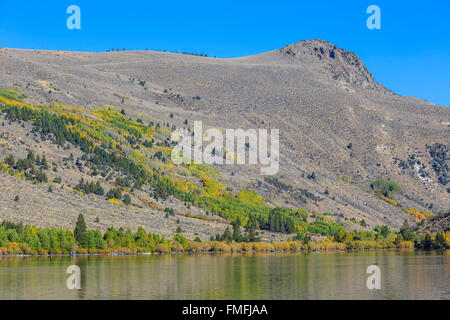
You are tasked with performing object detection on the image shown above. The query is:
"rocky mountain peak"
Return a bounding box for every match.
[279,39,383,90]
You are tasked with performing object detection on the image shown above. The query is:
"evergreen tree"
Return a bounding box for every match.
[232,218,242,242]
[123,194,131,205]
[400,220,413,241]
[74,214,87,248]
[41,154,48,170]
[222,227,232,241]
[422,233,433,250]
[27,150,35,162]
[106,188,122,200]
[380,225,389,238]
[245,215,260,242]
[94,181,104,195]
[394,233,403,246]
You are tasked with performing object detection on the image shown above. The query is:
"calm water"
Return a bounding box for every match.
[0,250,448,300]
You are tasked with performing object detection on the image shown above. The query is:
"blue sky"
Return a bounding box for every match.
[0,1,449,106]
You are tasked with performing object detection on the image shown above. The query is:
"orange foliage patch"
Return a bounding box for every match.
[406,208,432,221]
[378,194,397,206]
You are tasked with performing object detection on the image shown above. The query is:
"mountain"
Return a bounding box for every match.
[0,39,448,237]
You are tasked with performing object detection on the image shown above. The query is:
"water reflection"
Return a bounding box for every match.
[0,250,448,300]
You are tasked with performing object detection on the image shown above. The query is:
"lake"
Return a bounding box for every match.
[0,250,448,300]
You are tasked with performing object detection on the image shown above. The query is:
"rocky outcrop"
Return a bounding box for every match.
[280,39,384,89]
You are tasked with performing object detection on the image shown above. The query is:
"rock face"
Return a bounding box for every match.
[0,39,449,232]
[279,39,383,89]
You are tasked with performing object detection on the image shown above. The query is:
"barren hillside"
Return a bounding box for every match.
[0,39,448,235]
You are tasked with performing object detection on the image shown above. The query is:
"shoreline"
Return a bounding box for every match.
[0,246,427,259]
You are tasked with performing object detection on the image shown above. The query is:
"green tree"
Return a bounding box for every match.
[74,214,87,248]
[41,153,48,170]
[94,181,104,195]
[244,215,260,242]
[123,194,131,205]
[435,232,446,248]
[380,225,389,238]
[106,188,122,200]
[27,150,35,162]
[232,218,242,242]
[394,233,403,246]
[222,227,232,241]
[400,220,413,241]
[422,233,433,250]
